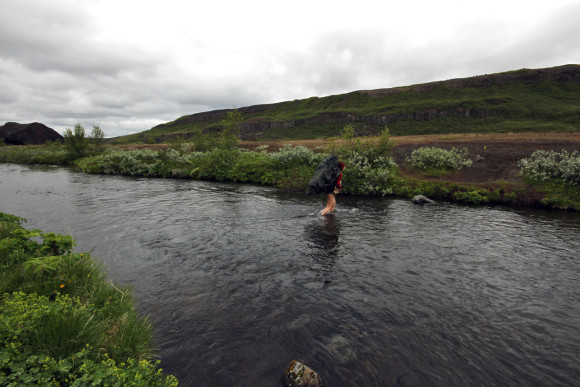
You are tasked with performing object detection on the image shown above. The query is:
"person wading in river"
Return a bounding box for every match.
[320,161,345,215]
[306,155,345,215]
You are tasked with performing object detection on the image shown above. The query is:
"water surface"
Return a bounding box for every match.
[1,164,579,386]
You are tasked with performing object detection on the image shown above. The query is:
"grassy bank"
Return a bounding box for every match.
[0,212,178,385]
[1,133,578,210]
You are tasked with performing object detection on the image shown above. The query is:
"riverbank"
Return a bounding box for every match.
[241,132,579,184]
[1,132,578,210]
[243,132,580,209]
[0,212,178,385]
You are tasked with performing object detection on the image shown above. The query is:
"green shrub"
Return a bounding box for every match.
[268,144,324,169]
[77,149,159,176]
[0,145,71,165]
[406,147,473,171]
[0,213,177,385]
[341,152,398,196]
[453,190,488,205]
[0,213,25,224]
[326,124,398,195]
[63,123,107,159]
[518,149,579,185]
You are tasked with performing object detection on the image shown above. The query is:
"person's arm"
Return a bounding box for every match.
[336,173,342,190]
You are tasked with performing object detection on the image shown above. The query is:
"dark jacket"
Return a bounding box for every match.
[306,155,342,195]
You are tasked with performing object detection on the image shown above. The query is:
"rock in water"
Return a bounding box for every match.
[411,195,436,205]
[282,360,323,387]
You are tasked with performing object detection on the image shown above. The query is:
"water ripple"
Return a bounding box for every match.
[1,164,579,386]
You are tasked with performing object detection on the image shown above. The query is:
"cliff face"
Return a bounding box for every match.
[146,64,579,141]
[238,108,497,136]
[0,122,63,145]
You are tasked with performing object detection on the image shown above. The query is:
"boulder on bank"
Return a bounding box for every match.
[282,360,323,387]
[411,195,436,205]
[0,122,63,145]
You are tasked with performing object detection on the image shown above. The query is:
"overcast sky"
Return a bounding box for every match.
[1,0,579,137]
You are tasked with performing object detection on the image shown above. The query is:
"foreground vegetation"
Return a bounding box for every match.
[1,123,578,210]
[0,212,178,385]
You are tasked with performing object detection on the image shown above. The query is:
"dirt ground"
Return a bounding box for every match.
[240,132,580,186]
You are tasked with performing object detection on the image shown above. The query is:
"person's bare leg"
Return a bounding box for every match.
[320,194,335,215]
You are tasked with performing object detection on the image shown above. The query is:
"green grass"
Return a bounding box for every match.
[527,178,580,210]
[0,212,177,385]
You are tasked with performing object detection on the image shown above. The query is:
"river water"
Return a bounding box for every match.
[1,163,579,386]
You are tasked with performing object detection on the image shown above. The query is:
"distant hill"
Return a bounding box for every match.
[112,64,580,144]
[0,122,63,145]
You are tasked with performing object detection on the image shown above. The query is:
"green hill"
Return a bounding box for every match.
[112,64,580,144]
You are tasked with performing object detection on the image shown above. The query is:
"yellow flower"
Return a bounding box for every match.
[60,284,65,288]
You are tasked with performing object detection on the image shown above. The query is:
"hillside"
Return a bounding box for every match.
[112,65,580,144]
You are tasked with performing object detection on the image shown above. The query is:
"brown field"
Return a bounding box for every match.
[240,132,580,186]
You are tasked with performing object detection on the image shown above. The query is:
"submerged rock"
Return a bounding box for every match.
[282,360,323,387]
[411,195,436,205]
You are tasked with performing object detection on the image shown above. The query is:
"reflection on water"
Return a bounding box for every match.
[306,215,341,284]
[1,164,580,386]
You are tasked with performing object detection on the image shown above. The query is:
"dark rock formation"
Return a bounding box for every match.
[0,122,63,145]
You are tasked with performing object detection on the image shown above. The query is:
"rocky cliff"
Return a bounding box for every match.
[0,122,63,145]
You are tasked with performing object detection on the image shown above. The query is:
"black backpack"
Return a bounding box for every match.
[306,155,341,195]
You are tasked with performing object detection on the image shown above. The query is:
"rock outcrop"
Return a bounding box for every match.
[0,122,63,145]
[412,195,437,205]
[282,360,323,387]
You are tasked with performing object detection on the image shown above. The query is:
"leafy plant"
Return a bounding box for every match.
[63,123,107,159]
[0,145,71,165]
[0,213,177,384]
[268,144,324,169]
[0,213,26,224]
[518,149,579,185]
[341,151,397,196]
[63,123,91,158]
[453,190,488,205]
[219,109,242,150]
[91,124,106,153]
[406,147,473,172]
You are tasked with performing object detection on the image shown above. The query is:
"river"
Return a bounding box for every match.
[1,164,579,386]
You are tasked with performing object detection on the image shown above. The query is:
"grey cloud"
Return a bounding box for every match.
[1,0,578,138]
[0,1,163,76]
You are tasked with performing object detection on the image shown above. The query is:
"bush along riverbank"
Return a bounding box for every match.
[1,126,578,210]
[0,212,178,385]
[72,128,580,211]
